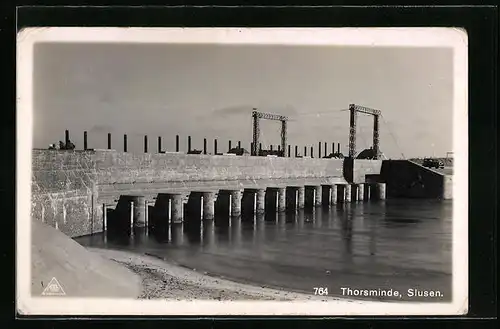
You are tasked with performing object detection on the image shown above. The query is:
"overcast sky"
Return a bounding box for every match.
[32,43,453,158]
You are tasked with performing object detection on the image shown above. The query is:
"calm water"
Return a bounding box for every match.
[76,199,452,302]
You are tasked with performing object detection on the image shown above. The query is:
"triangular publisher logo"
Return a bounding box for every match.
[41,277,66,296]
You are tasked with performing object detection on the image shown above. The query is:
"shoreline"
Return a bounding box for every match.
[89,247,358,302]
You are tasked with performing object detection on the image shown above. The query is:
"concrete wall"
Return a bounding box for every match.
[380,160,453,200]
[31,149,356,237]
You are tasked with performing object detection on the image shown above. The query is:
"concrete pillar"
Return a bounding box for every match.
[256,189,266,214]
[171,223,183,245]
[345,184,352,202]
[277,187,286,212]
[131,196,146,227]
[357,184,365,201]
[297,186,305,209]
[202,192,217,220]
[230,190,242,217]
[331,184,338,204]
[314,185,322,206]
[171,194,184,223]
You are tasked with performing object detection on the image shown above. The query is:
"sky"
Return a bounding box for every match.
[32,42,453,158]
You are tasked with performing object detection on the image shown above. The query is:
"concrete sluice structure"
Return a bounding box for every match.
[31,149,389,238]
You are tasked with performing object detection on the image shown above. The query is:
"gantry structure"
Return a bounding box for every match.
[348,103,382,159]
[252,109,288,157]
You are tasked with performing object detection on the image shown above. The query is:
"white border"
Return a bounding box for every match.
[17,27,468,316]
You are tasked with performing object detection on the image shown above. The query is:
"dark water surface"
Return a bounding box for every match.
[76,199,452,302]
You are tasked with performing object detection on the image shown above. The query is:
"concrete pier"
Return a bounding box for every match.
[331,184,338,205]
[170,193,184,223]
[256,188,266,214]
[230,190,243,217]
[314,185,322,206]
[297,186,305,209]
[202,191,217,220]
[357,183,365,201]
[131,196,146,227]
[277,187,286,212]
[345,184,352,202]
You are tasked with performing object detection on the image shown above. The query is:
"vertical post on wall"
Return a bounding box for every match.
[252,109,260,156]
[187,136,192,153]
[349,103,357,158]
[83,131,88,150]
[332,142,335,156]
[107,133,112,149]
[124,134,128,152]
[238,141,241,149]
[144,135,148,153]
[288,145,291,158]
[259,143,262,155]
[295,145,298,157]
[324,142,327,158]
[311,146,314,158]
[319,141,322,158]
[214,139,218,155]
[304,146,307,157]
[176,135,180,152]
[204,138,207,154]
[373,114,380,159]
[228,140,232,152]
[281,119,287,158]
[158,136,162,153]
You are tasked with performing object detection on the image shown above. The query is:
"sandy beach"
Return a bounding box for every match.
[89,248,351,302]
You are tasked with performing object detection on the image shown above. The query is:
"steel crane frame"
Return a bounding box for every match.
[348,103,382,159]
[252,109,288,157]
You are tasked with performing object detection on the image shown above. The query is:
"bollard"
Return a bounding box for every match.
[204,138,207,154]
[188,136,191,153]
[324,142,327,158]
[319,142,322,158]
[158,136,162,153]
[144,135,148,153]
[295,145,298,157]
[311,146,314,158]
[288,145,291,157]
[229,140,232,152]
[214,139,218,155]
[238,141,241,149]
[304,146,307,157]
[176,135,180,152]
[123,134,128,152]
[107,133,112,149]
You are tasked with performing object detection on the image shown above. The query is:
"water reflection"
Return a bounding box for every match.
[77,199,452,302]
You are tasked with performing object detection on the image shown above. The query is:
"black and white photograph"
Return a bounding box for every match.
[16,27,468,315]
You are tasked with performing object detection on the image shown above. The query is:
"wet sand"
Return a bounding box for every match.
[90,248,353,302]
